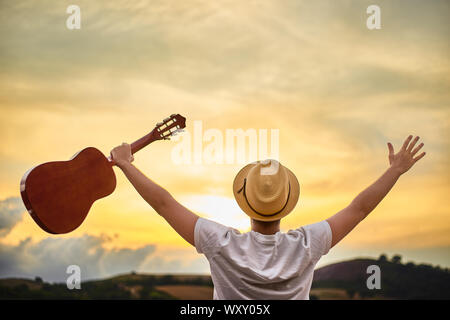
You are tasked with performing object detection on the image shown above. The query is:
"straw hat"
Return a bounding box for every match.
[233,159,300,222]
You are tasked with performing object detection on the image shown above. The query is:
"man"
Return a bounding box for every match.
[110,135,425,299]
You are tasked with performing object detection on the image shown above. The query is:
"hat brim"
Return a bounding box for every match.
[233,162,300,222]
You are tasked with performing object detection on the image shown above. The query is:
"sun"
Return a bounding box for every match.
[179,194,251,232]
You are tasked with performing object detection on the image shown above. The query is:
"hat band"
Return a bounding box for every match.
[237,178,291,217]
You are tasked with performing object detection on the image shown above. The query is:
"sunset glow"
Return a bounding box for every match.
[0,0,449,282]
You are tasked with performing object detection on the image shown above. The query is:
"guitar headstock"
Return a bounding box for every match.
[154,114,186,140]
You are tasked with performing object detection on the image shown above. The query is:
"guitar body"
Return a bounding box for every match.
[20,147,116,234]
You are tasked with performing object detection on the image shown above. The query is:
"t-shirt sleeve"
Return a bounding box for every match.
[299,220,332,262]
[194,217,233,256]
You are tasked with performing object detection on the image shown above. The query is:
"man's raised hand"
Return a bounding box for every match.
[387,135,426,175]
[110,142,135,168]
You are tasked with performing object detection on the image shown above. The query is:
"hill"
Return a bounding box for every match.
[1,255,449,299]
[312,256,450,299]
[0,274,212,300]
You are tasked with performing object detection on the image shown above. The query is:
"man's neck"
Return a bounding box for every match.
[251,219,281,235]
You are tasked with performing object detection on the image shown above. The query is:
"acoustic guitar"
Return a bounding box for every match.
[20,114,186,234]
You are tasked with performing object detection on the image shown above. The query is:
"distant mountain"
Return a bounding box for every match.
[1,256,449,299]
[312,256,450,299]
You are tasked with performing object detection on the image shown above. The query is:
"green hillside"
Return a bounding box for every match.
[0,274,212,300]
[1,255,449,300]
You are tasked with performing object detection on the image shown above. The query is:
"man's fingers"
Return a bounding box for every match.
[401,135,413,150]
[411,142,424,156]
[407,136,420,152]
[413,152,426,162]
[387,142,394,156]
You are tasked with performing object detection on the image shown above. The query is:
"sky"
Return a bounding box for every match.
[0,0,449,282]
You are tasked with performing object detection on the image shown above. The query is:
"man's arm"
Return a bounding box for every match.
[326,135,426,248]
[110,143,199,246]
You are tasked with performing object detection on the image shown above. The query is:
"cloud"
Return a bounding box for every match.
[0,199,208,282]
[0,197,207,282]
[0,233,147,281]
[2,0,448,96]
[0,232,207,282]
[1,0,448,122]
[0,197,26,237]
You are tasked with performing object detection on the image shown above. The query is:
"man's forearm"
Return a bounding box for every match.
[118,162,172,212]
[351,166,402,216]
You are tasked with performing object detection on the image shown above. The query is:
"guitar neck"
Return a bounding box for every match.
[130,130,157,154]
[126,114,186,156]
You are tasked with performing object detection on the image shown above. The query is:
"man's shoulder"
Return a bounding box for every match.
[196,217,241,234]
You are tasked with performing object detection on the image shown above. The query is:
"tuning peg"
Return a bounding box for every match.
[176,128,184,133]
[156,122,163,127]
[171,114,177,117]
[163,117,171,122]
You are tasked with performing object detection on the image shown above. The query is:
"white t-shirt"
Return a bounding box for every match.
[194,217,332,300]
